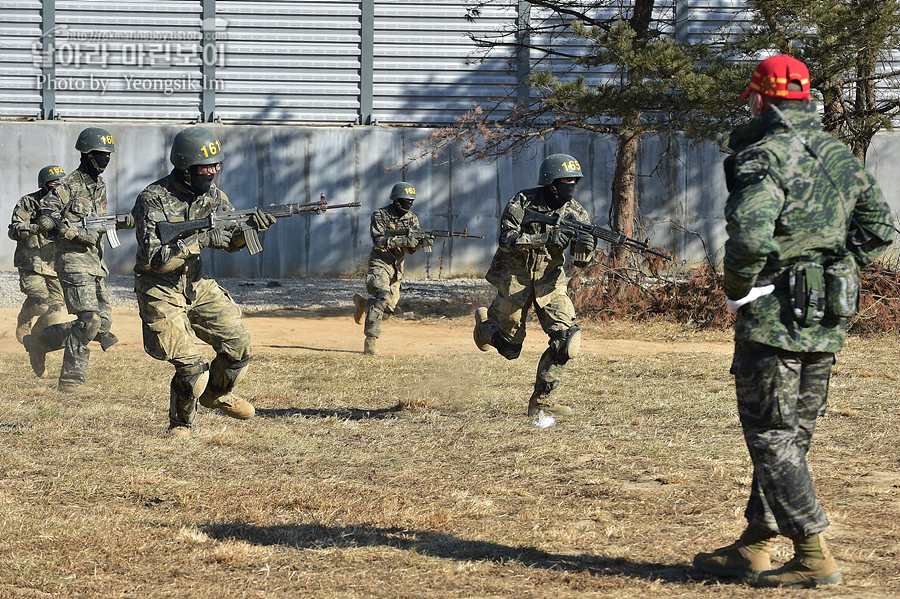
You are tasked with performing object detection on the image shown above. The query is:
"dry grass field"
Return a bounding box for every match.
[0,308,898,598]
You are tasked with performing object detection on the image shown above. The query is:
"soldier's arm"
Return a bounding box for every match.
[498,194,545,252]
[8,196,40,240]
[136,190,195,274]
[214,190,246,253]
[723,154,785,300]
[846,172,893,267]
[566,201,596,265]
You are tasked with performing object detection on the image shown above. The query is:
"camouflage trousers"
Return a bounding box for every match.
[363,258,401,339]
[18,269,64,335]
[37,273,113,387]
[135,275,252,428]
[731,340,833,538]
[483,285,577,392]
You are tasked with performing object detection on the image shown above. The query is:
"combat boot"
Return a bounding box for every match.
[199,392,255,420]
[527,389,572,417]
[693,529,774,582]
[16,313,32,344]
[364,336,379,355]
[756,534,842,588]
[23,334,47,378]
[353,293,367,325]
[57,380,85,395]
[96,332,119,351]
[473,307,491,351]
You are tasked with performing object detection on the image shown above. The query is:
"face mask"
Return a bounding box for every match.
[189,171,215,195]
[395,198,414,213]
[81,152,110,177]
[552,180,577,204]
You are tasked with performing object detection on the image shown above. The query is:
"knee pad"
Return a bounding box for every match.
[549,325,581,364]
[494,334,523,360]
[72,312,102,345]
[174,361,210,398]
[210,355,251,393]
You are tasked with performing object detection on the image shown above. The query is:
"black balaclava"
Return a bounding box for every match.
[395,198,414,214]
[80,151,110,178]
[174,166,215,195]
[551,180,577,205]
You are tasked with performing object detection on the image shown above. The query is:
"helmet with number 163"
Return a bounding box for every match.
[390,182,416,201]
[75,127,116,153]
[170,126,224,170]
[537,153,583,186]
[38,165,66,190]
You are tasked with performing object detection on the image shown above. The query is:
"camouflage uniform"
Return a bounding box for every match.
[362,203,426,340]
[133,174,252,429]
[35,166,115,388]
[480,187,594,394]
[724,102,893,538]
[8,189,64,340]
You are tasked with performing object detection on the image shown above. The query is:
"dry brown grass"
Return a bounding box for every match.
[0,321,898,598]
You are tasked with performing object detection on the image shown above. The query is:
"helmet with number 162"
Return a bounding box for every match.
[170,126,224,170]
[537,153,583,186]
[390,182,416,201]
[38,165,66,190]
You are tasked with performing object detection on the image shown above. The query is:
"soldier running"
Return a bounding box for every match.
[473,153,595,416]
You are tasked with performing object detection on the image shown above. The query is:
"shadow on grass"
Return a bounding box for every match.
[202,522,702,583]
[255,406,402,421]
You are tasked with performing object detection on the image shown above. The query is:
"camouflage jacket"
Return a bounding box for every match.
[367,203,423,276]
[133,173,244,290]
[724,102,893,353]
[40,166,109,277]
[8,189,57,276]
[485,187,593,307]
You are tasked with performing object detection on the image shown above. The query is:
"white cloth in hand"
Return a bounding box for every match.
[726,284,775,315]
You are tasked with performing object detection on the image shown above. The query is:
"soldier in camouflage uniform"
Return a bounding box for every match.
[693,56,893,588]
[132,126,276,437]
[8,165,66,344]
[23,128,133,394]
[352,182,434,355]
[473,154,595,416]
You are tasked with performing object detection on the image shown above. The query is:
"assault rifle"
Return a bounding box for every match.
[36,211,133,249]
[385,228,484,253]
[157,194,361,255]
[522,208,672,260]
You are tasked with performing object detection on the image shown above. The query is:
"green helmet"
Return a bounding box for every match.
[38,165,66,189]
[390,182,416,201]
[537,153,583,186]
[75,127,116,153]
[170,126,224,170]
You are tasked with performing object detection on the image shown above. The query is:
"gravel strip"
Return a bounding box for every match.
[0,270,492,311]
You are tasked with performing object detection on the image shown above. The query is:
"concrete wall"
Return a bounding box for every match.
[2,121,898,278]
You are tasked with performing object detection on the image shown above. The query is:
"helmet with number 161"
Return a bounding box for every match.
[537,153,583,186]
[390,182,416,201]
[75,127,116,153]
[170,126,224,170]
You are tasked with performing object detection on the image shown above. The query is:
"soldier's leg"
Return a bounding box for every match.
[363,264,396,353]
[733,342,830,539]
[54,273,104,392]
[16,270,50,343]
[91,277,118,351]
[189,280,255,419]
[32,274,65,337]
[136,278,207,432]
[529,290,579,415]
[475,292,528,359]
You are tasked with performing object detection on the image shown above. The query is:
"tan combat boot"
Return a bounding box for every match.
[23,334,47,378]
[167,425,191,438]
[57,380,85,395]
[364,337,379,355]
[353,293,367,325]
[527,389,572,417]
[15,314,31,345]
[693,528,774,582]
[473,307,491,351]
[200,392,255,420]
[756,534,842,588]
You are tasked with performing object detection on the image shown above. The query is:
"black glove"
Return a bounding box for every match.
[547,224,575,249]
[251,208,277,232]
